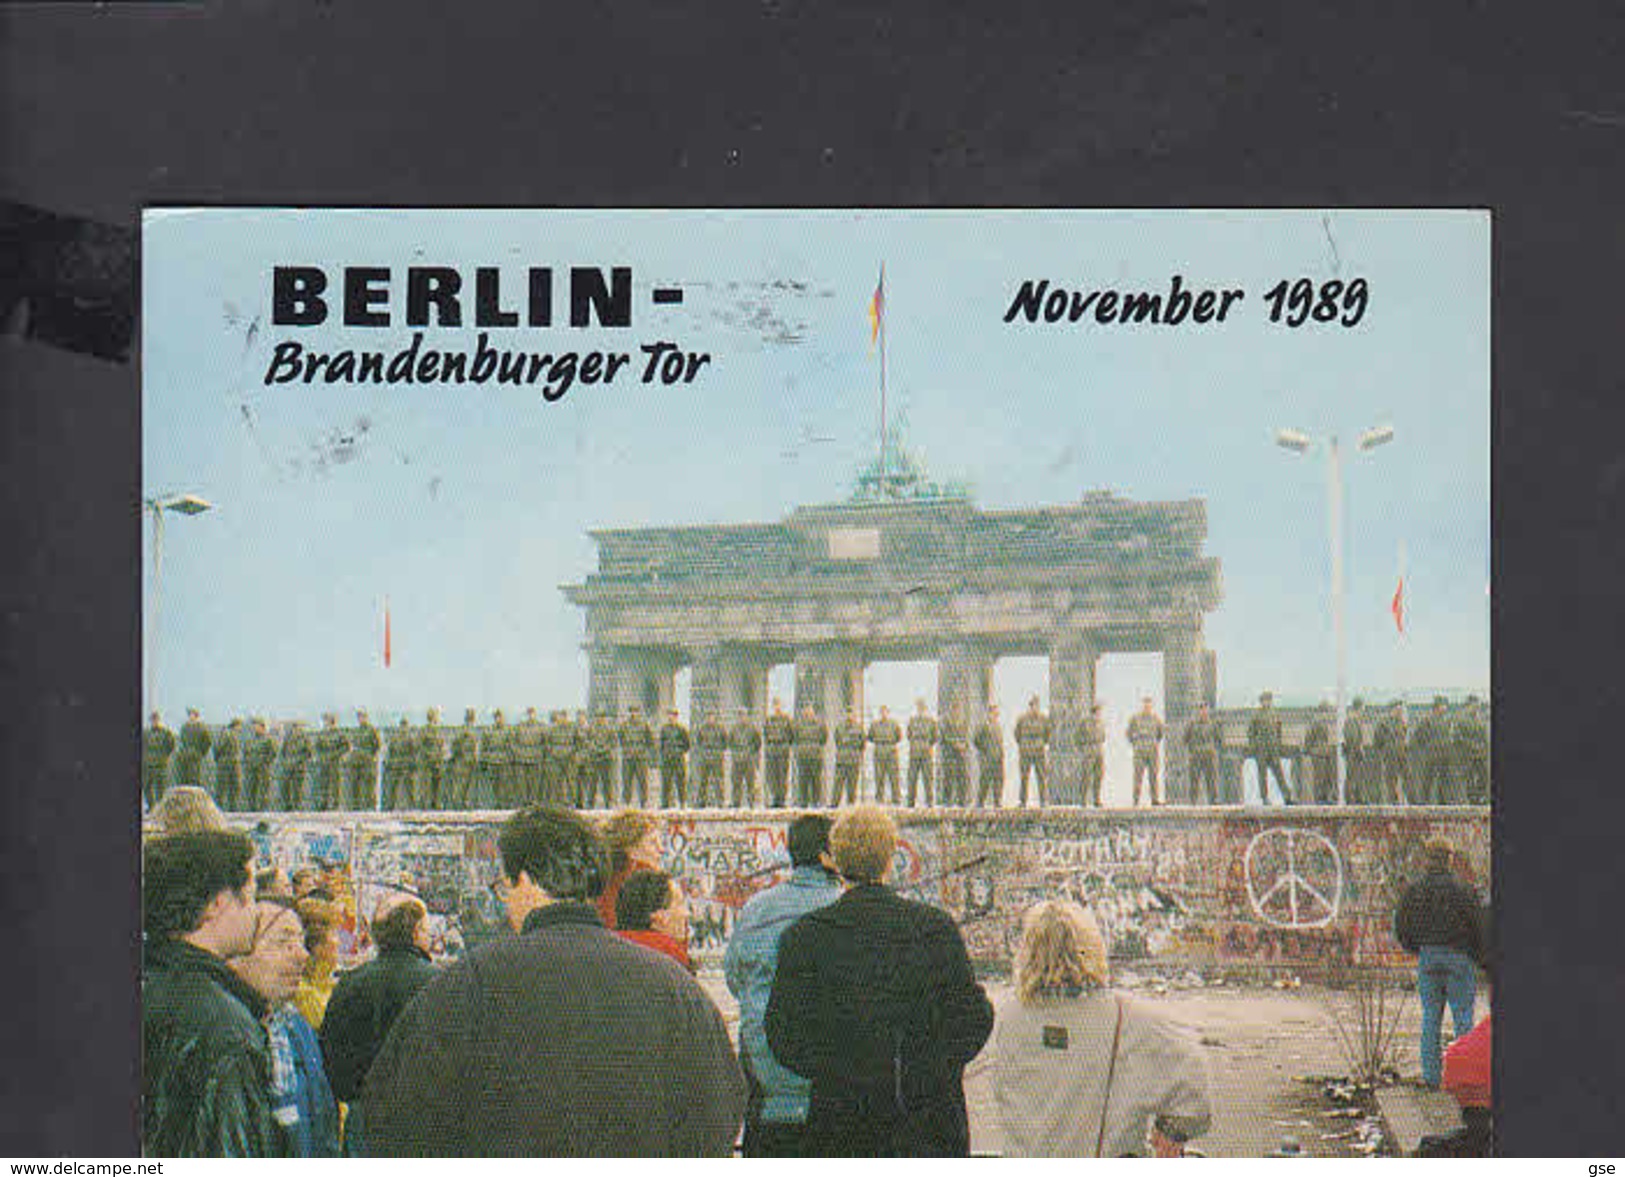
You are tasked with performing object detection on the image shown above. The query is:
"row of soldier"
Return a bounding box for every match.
[142,691,1488,813]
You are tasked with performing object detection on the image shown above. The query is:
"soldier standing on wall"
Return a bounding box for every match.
[620,705,655,808]
[1080,702,1107,807]
[1372,701,1410,805]
[1246,691,1292,805]
[1453,696,1490,805]
[473,709,508,809]
[1304,703,1337,805]
[1126,697,1165,807]
[658,708,691,808]
[905,699,938,808]
[973,703,1004,808]
[1014,696,1051,808]
[939,702,971,807]
[448,708,479,806]
[792,704,828,807]
[868,705,903,805]
[243,716,276,811]
[833,708,867,806]
[277,719,312,810]
[515,706,546,804]
[569,710,591,808]
[543,710,575,806]
[416,707,447,810]
[348,709,382,811]
[691,708,729,808]
[1413,697,1454,805]
[381,718,413,810]
[142,711,177,811]
[174,707,212,789]
[762,698,794,808]
[312,712,349,810]
[212,717,243,810]
[728,708,762,808]
[1343,699,1371,804]
[585,711,618,809]
[1184,703,1221,806]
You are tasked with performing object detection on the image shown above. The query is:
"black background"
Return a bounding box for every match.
[3,0,1622,1156]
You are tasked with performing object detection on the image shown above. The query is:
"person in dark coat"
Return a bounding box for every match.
[318,893,437,1154]
[361,806,745,1156]
[142,829,289,1157]
[1393,837,1485,1089]
[319,893,437,1100]
[765,804,994,1156]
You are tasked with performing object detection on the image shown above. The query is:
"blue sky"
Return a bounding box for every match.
[143,209,1488,769]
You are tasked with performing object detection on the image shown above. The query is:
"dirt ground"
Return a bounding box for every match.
[696,971,1490,1158]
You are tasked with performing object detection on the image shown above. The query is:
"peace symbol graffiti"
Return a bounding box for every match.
[1243,827,1343,929]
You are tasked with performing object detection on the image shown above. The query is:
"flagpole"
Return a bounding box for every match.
[878,264,888,490]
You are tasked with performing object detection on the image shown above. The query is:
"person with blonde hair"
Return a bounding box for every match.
[292,896,341,1029]
[595,808,662,928]
[766,805,992,1155]
[983,900,1211,1157]
[144,784,229,837]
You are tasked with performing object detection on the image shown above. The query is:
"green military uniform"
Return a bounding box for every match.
[583,714,618,809]
[728,713,762,808]
[142,714,177,811]
[868,711,903,805]
[543,712,577,806]
[212,719,243,810]
[381,719,414,810]
[658,713,691,808]
[474,711,509,809]
[1452,700,1489,805]
[939,708,971,807]
[1412,699,1453,805]
[312,714,350,810]
[449,710,481,807]
[1246,694,1291,805]
[1371,705,1409,805]
[1343,703,1372,804]
[568,711,591,807]
[1126,706,1165,806]
[1184,708,1221,805]
[762,704,795,808]
[277,722,312,810]
[691,712,728,808]
[242,719,276,811]
[1080,706,1106,806]
[619,708,655,807]
[347,712,382,810]
[1014,701,1051,808]
[832,714,866,805]
[973,709,1004,807]
[515,708,547,804]
[1304,708,1337,804]
[906,706,939,807]
[792,708,827,807]
[174,710,212,789]
[415,711,447,809]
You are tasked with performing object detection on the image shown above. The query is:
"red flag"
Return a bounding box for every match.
[1391,577,1405,634]
[868,266,885,345]
[383,599,392,667]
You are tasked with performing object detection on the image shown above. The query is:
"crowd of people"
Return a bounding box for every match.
[142,691,1490,814]
[142,801,1223,1158]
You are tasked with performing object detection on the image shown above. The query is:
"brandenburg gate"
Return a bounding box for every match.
[563,485,1222,803]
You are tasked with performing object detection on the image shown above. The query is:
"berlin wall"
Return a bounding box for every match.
[234,806,1489,978]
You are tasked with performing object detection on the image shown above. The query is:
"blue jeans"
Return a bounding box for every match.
[1417,945,1477,1087]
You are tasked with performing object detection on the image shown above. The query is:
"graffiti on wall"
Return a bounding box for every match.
[229,809,1489,975]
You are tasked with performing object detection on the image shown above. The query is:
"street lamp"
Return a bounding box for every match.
[1275,425,1394,804]
[145,493,214,713]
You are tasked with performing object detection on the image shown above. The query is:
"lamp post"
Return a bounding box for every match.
[1275,425,1393,804]
[145,493,213,713]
